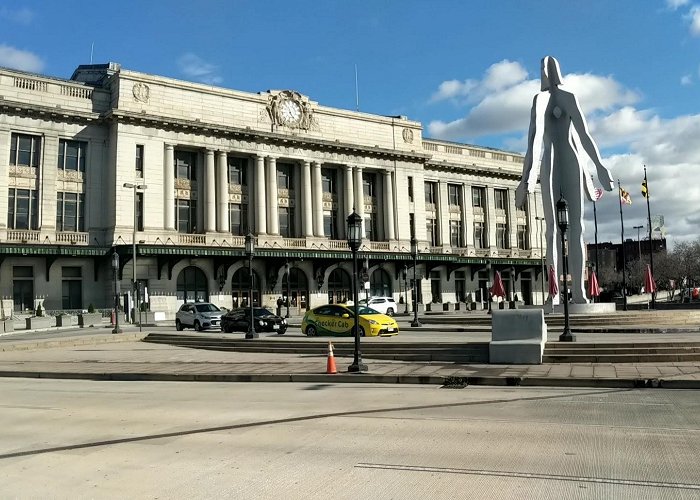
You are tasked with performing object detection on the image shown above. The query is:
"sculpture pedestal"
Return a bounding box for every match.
[552,302,616,314]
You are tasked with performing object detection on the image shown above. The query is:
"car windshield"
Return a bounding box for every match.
[195,303,220,312]
[347,306,380,315]
[253,308,274,317]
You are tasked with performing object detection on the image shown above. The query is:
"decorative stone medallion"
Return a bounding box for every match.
[402,128,414,143]
[132,83,150,103]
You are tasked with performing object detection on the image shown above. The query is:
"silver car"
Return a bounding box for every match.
[175,302,223,331]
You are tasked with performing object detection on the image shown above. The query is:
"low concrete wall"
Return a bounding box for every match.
[490,309,546,364]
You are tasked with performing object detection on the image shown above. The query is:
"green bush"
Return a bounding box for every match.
[87,303,95,313]
[35,304,43,317]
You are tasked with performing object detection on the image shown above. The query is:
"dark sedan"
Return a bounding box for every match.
[221,307,288,334]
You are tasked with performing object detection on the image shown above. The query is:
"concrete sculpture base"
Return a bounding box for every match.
[489,309,546,364]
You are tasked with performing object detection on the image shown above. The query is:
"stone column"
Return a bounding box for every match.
[302,160,313,237]
[486,187,496,249]
[164,144,175,231]
[461,183,471,248]
[267,157,279,235]
[312,161,324,237]
[508,187,518,250]
[205,150,216,233]
[216,151,228,232]
[353,166,365,236]
[255,155,266,235]
[383,170,395,240]
[438,181,449,246]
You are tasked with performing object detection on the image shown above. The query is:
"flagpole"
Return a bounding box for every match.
[618,179,628,311]
[644,165,655,308]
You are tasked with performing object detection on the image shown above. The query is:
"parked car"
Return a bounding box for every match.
[175,303,223,331]
[221,307,287,334]
[301,304,399,337]
[357,296,398,316]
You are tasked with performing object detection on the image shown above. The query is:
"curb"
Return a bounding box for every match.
[0,332,148,352]
[0,370,698,389]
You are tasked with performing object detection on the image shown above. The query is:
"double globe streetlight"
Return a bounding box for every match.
[123,182,147,331]
[556,195,575,342]
[245,232,258,339]
[410,236,422,327]
[347,211,367,373]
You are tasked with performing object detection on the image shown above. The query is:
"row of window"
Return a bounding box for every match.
[424,218,529,250]
[7,189,85,232]
[10,134,87,172]
[419,181,512,211]
[12,266,82,311]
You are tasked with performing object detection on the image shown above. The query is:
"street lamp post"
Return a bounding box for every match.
[347,211,368,373]
[245,233,258,339]
[123,183,147,332]
[536,216,546,305]
[403,266,409,314]
[410,237,422,327]
[111,252,121,334]
[486,261,492,314]
[285,262,290,319]
[556,195,575,342]
[633,225,643,260]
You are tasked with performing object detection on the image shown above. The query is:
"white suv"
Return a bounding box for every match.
[360,297,398,316]
[175,302,223,331]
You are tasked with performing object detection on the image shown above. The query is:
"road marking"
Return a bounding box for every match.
[356,463,700,491]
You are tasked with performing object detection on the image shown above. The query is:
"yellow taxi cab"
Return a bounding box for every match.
[301,304,399,337]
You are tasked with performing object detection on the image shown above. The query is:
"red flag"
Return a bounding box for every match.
[588,270,601,298]
[490,271,507,298]
[594,187,604,201]
[644,264,657,294]
[548,265,559,298]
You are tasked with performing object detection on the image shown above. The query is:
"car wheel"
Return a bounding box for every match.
[278,328,286,335]
[386,308,394,316]
[305,326,316,337]
[194,320,202,332]
[360,327,366,337]
[175,320,183,331]
[224,325,233,333]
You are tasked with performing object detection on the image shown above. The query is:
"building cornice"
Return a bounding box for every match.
[0,97,100,125]
[425,159,522,180]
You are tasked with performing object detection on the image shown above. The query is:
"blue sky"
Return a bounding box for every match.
[1,0,699,247]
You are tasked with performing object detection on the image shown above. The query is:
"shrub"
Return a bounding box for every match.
[87,303,95,313]
[35,304,43,317]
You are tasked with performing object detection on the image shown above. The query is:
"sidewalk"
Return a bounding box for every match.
[0,332,698,389]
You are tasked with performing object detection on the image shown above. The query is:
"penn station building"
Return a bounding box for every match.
[0,62,545,319]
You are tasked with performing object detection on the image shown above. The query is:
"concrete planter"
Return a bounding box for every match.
[135,311,156,326]
[0,319,13,333]
[56,314,77,327]
[443,302,454,312]
[26,316,53,329]
[78,312,102,327]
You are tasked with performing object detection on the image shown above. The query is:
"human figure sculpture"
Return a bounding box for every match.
[516,56,614,304]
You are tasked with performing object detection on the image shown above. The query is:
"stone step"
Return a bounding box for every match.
[542,353,700,363]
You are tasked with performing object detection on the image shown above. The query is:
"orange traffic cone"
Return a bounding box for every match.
[326,341,337,374]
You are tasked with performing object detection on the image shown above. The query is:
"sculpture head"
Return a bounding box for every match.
[540,56,563,91]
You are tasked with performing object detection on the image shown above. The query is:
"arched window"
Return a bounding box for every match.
[231,267,261,307]
[327,268,352,304]
[177,266,208,303]
[369,268,392,297]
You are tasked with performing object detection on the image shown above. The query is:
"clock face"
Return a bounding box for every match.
[279,99,302,125]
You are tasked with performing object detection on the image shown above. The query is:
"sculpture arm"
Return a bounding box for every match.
[516,93,548,207]
[567,93,614,190]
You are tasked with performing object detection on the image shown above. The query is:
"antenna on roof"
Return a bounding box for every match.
[354,64,359,112]
[90,42,94,64]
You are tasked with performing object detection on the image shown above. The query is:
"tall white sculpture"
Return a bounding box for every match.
[516,56,614,304]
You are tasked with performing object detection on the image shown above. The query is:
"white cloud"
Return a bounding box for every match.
[430,60,528,104]
[177,53,223,85]
[0,44,44,72]
[0,7,34,24]
[687,6,700,36]
[681,74,693,85]
[666,0,689,9]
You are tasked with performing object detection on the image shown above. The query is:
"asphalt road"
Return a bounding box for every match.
[1,380,698,499]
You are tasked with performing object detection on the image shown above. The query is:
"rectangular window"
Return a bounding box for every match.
[136,192,144,232]
[448,184,461,206]
[135,145,144,176]
[7,188,39,230]
[10,133,41,167]
[362,173,376,198]
[13,266,34,312]
[517,224,529,250]
[409,213,415,239]
[424,182,437,205]
[277,163,293,190]
[408,176,414,202]
[496,223,509,249]
[426,218,438,246]
[321,168,336,194]
[323,211,338,239]
[227,157,248,185]
[454,270,466,303]
[58,139,87,172]
[229,203,247,235]
[56,192,85,232]
[175,151,196,180]
[365,213,378,241]
[61,266,82,310]
[474,222,486,248]
[472,186,485,208]
[495,189,508,210]
[176,199,197,233]
[279,207,294,237]
[450,220,462,247]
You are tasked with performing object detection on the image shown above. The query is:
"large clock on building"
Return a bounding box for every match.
[279,98,302,126]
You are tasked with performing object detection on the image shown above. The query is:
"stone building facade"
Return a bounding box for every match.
[0,63,545,319]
